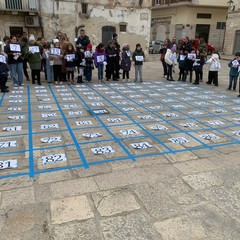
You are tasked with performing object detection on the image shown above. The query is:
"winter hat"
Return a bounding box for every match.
[29,35,35,42]
[136,43,141,48]
[53,39,60,44]
[235,52,240,56]
[171,44,177,52]
[87,44,92,50]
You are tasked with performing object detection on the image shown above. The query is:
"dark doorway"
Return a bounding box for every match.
[102,26,116,47]
[9,27,23,38]
[234,30,240,54]
[195,24,210,43]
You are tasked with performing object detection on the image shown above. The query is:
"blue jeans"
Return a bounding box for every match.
[97,64,104,80]
[9,62,23,85]
[85,70,92,82]
[228,76,238,90]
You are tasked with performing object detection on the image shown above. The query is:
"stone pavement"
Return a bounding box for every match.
[0,59,240,240]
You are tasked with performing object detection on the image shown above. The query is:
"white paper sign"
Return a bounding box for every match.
[135,56,144,61]
[91,146,115,154]
[169,137,189,144]
[10,44,21,52]
[0,141,17,148]
[97,55,105,63]
[39,98,51,102]
[29,46,40,53]
[172,105,185,109]
[151,125,168,131]
[208,120,225,126]
[8,115,25,120]
[139,100,152,104]
[2,126,22,132]
[0,55,6,64]
[149,106,163,110]
[42,154,66,164]
[76,121,92,126]
[11,91,23,94]
[62,98,75,101]
[116,102,128,105]
[68,111,83,116]
[188,53,196,59]
[41,124,59,130]
[57,89,68,92]
[180,123,198,128]
[180,54,186,61]
[130,95,141,98]
[82,133,102,138]
[66,54,75,61]
[36,89,47,93]
[0,159,18,169]
[60,93,72,96]
[111,96,123,99]
[40,137,62,143]
[50,48,61,55]
[88,97,100,100]
[137,115,153,120]
[9,100,22,103]
[213,109,226,113]
[233,131,240,136]
[38,105,52,109]
[90,103,105,107]
[120,129,139,136]
[122,107,136,112]
[7,107,22,111]
[41,113,58,118]
[130,142,153,149]
[64,104,77,108]
[9,95,22,98]
[188,111,203,115]
[93,109,109,114]
[107,118,123,123]
[83,92,94,95]
[163,113,179,117]
[232,59,239,66]
[200,134,219,141]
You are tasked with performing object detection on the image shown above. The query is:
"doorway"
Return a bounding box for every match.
[195,24,210,42]
[102,26,116,47]
[9,27,23,37]
[233,30,240,54]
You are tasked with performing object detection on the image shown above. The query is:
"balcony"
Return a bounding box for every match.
[153,0,192,6]
[0,0,39,12]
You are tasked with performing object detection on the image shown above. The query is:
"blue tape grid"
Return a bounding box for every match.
[1,81,240,179]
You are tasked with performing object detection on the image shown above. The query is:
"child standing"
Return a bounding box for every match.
[64,43,76,85]
[42,43,53,83]
[84,44,94,83]
[177,49,186,81]
[192,50,205,85]
[0,49,9,93]
[94,43,106,83]
[121,44,131,83]
[206,52,221,86]
[165,47,177,81]
[132,43,145,82]
[227,52,240,91]
[75,46,85,84]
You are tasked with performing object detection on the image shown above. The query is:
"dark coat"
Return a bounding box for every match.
[4,44,24,64]
[105,46,117,65]
[121,50,131,71]
[132,49,145,65]
[76,35,90,50]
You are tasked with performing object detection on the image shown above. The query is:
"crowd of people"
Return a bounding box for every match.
[0,29,146,93]
[0,31,239,97]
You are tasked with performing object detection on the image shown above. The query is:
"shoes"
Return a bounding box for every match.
[134,79,137,82]
[38,83,42,86]
[140,79,143,82]
[1,89,9,93]
[193,82,199,85]
[127,79,129,82]
[206,82,211,85]
[59,81,63,85]
[98,80,102,83]
[54,81,59,85]
[26,78,30,81]
[20,83,25,86]
[233,89,236,92]
[214,84,218,86]
[123,79,126,83]
[226,88,231,91]
[5,86,9,89]
[14,84,18,87]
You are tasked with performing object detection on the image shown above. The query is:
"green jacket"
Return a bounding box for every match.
[24,42,42,63]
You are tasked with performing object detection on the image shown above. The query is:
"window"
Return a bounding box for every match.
[155,0,161,4]
[119,23,127,32]
[216,22,226,30]
[81,3,88,14]
[197,13,212,19]
[5,0,22,9]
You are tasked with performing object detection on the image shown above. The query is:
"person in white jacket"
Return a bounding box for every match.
[206,52,221,86]
[165,48,177,81]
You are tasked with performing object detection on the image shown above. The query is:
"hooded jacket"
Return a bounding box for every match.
[206,53,220,71]
[165,49,177,65]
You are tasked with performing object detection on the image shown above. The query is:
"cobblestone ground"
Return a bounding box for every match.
[1,59,240,240]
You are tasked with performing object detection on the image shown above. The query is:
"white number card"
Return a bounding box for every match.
[42,154,67,164]
[66,54,75,61]
[97,55,105,63]
[91,146,115,155]
[0,159,18,169]
[29,46,40,53]
[50,48,61,55]
[0,55,6,64]
[10,44,21,52]
[135,56,144,61]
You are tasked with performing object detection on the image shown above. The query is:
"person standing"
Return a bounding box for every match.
[19,32,30,82]
[24,35,43,85]
[94,43,106,83]
[64,43,76,85]
[0,44,9,92]
[227,52,240,91]
[112,33,120,80]
[121,44,131,83]
[132,43,145,82]
[192,50,205,85]
[105,40,117,81]
[84,44,94,82]
[160,39,170,78]
[4,35,24,87]
[165,46,177,81]
[76,29,90,50]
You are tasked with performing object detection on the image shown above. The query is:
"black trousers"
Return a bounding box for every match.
[123,70,129,79]
[194,70,201,84]
[166,64,173,80]
[106,63,115,80]
[162,61,167,76]
[23,60,29,79]
[207,71,218,86]
[53,65,63,82]
[31,69,41,84]
[67,71,74,81]
[0,76,7,90]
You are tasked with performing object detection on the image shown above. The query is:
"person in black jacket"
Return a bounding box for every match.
[4,35,24,87]
[75,29,90,50]
[193,50,205,85]
[112,33,120,80]
[105,40,117,81]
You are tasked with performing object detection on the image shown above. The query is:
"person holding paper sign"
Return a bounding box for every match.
[4,36,24,87]
[94,43,106,83]
[24,35,42,85]
[132,43,145,82]
[49,39,64,85]
[165,46,177,81]
[64,43,76,85]
[0,44,9,92]
[121,44,131,83]
[227,52,240,91]
[192,50,205,85]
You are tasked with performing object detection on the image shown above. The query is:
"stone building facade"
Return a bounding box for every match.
[224,0,240,55]
[151,0,228,51]
[0,0,152,51]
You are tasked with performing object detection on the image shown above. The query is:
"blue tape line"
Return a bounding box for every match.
[0,172,29,180]
[48,85,89,168]
[27,86,34,178]
[70,85,136,162]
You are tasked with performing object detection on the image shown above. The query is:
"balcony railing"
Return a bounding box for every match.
[153,0,192,6]
[0,0,39,11]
